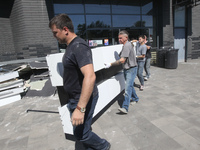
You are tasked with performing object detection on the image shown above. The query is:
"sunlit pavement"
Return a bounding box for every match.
[0,59,200,150]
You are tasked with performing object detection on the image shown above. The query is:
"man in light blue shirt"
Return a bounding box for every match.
[136,35,147,91]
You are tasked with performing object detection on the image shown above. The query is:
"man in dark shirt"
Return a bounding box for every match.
[144,35,151,81]
[49,14,110,150]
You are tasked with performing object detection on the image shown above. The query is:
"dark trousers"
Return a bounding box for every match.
[67,93,109,150]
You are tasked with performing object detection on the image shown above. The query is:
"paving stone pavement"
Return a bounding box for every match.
[0,59,200,150]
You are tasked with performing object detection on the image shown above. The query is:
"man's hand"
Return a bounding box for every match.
[71,108,85,126]
[104,63,111,69]
[146,45,151,50]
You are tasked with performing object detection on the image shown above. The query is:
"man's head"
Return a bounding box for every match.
[49,14,74,44]
[118,30,129,44]
[138,35,145,44]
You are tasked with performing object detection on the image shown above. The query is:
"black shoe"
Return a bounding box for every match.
[106,142,111,150]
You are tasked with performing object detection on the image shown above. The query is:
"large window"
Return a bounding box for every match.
[68,15,85,36]
[85,4,110,14]
[142,15,153,27]
[53,0,155,46]
[54,4,84,14]
[86,15,111,28]
[112,5,140,14]
[142,1,153,15]
[174,6,185,27]
[112,15,141,27]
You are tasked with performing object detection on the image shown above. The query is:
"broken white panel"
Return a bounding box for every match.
[58,72,125,135]
[0,71,19,83]
[0,64,5,67]
[0,94,21,107]
[0,79,24,91]
[46,44,123,87]
[0,87,24,99]
[29,79,48,91]
[58,105,73,134]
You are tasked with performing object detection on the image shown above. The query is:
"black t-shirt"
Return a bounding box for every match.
[145,42,152,58]
[62,37,98,100]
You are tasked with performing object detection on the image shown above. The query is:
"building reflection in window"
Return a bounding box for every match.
[68,15,85,36]
[53,0,156,47]
[87,30,112,47]
[112,5,140,14]
[54,4,84,14]
[85,4,110,14]
[113,15,141,27]
[86,15,111,28]
[142,1,153,15]
[142,15,153,27]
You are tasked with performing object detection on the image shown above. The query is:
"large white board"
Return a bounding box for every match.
[46,44,125,135]
[46,44,123,86]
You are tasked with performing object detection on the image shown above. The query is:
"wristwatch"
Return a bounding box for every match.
[76,105,86,113]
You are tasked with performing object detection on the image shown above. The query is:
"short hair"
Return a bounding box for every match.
[138,35,145,39]
[118,30,129,38]
[49,14,74,33]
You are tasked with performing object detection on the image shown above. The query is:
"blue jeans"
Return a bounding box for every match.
[67,94,109,150]
[137,61,145,86]
[145,58,151,78]
[122,67,139,111]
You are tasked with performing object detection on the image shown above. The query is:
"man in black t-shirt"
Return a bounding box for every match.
[49,14,110,150]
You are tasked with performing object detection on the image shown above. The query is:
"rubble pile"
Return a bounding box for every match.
[0,61,56,107]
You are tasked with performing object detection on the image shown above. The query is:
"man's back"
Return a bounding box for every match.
[121,41,137,69]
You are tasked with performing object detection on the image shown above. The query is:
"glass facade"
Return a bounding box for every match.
[174,6,185,27]
[53,0,155,47]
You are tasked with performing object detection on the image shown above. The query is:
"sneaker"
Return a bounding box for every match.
[118,108,128,114]
[144,77,148,81]
[130,101,138,106]
[140,85,144,91]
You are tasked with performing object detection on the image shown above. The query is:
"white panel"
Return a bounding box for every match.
[174,39,185,62]
[58,72,125,135]
[0,94,21,107]
[58,105,73,135]
[93,72,125,116]
[46,53,64,86]
[0,71,19,83]
[46,45,123,86]
[0,79,24,91]
[46,44,125,135]
[92,45,122,71]
[0,87,24,99]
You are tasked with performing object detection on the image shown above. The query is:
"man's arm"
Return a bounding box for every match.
[137,54,145,59]
[146,42,151,50]
[111,57,126,66]
[146,45,151,50]
[104,57,126,68]
[71,64,96,126]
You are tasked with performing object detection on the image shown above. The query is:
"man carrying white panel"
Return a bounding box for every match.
[49,14,110,150]
[104,30,139,114]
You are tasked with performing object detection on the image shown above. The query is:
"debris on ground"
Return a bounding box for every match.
[0,60,56,107]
